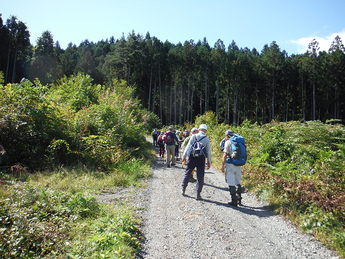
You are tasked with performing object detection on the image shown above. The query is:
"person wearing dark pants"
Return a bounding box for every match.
[181,156,206,198]
[181,124,211,200]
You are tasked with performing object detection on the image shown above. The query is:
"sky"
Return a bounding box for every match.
[2,0,345,55]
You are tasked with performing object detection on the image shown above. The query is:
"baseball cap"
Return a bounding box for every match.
[225,130,234,137]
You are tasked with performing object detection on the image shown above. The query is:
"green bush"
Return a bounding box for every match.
[0,74,155,172]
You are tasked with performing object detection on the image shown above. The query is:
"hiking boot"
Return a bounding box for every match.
[228,200,238,207]
[196,192,202,200]
[189,177,196,183]
[171,163,176,166]
[167,165,171,168]
[238,198,242,206]
[181,187,186,196]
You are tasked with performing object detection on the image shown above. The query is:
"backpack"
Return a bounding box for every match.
[190,136,207,158]
[158,134,164,143]
[220,138,226,151]
[226,135,247,166]
[183,130,189,138]
[164,131,174,144]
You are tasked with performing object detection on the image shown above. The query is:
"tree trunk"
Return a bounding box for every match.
[148,66,152,111]
[233,86,238,125]
[152,77,156,113]
[179,83,183,125]
[286,82,289,121]
[187,74,190,122]
[225,80,229,124]
[12,43,18,83]
[302,76,305,122]
[272,70,275,121]
[5,45,11,84]
[312,67,316,120]
[205,70,208,112]
[216,75,219,123]
[255,82,258,123]
[200,75,203,115]
[170,77,173,124]
[191,75,194,122]
[159,62,162,123]
[174,74,177,124]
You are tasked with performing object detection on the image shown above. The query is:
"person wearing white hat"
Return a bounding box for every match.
[181,124,212,200]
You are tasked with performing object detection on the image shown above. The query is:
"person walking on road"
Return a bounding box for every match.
[221,130,243,206]
[182,127,199,182]
[181,124,211,200]
[164,125,179,168]
[157,131,165,158]
[152,129,159,146]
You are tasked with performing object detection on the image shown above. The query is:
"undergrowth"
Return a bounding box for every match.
[0,158,151,258]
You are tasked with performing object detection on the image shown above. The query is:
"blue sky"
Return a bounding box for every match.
[2,0,345,55]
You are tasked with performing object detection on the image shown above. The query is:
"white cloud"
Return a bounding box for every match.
[291,29,345,54]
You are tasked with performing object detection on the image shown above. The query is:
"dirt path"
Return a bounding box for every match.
[135,144,339,258]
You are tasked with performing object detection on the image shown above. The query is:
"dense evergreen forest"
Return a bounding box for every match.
[1,14,345,125]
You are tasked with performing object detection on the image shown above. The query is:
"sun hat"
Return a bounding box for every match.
[199,124,207,131]
[169,125,174,130]
[191,127,198,133]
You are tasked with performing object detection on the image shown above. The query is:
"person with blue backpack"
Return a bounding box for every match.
[181,124,212,200]
[221,130,247,206]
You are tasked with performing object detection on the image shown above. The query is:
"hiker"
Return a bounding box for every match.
[157,131,165,158]
[175,130,181,161]
[152,128,159,146]
[182,127,199,182]
[164,125,179,168]
[181,124,211,200]
[182,128,189,140]
[220,130,238,151]
[221,130,243,207]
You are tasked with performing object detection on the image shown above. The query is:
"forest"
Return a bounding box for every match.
[1,15,345,125]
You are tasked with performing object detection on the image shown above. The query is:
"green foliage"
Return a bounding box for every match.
[0,79,64,169]
[51,72,102,112]
[194,111,217,129]
[0,182,98,257]
[0,74,155,171]
[143,112,162,134]
[0,158,151,258]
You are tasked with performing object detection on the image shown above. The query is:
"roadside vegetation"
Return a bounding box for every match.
[0,73,159,258]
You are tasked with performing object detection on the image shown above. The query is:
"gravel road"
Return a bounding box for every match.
[134,144,339,259]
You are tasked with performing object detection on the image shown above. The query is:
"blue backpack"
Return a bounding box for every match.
[190,136,207,158]
[226,135,247,166]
